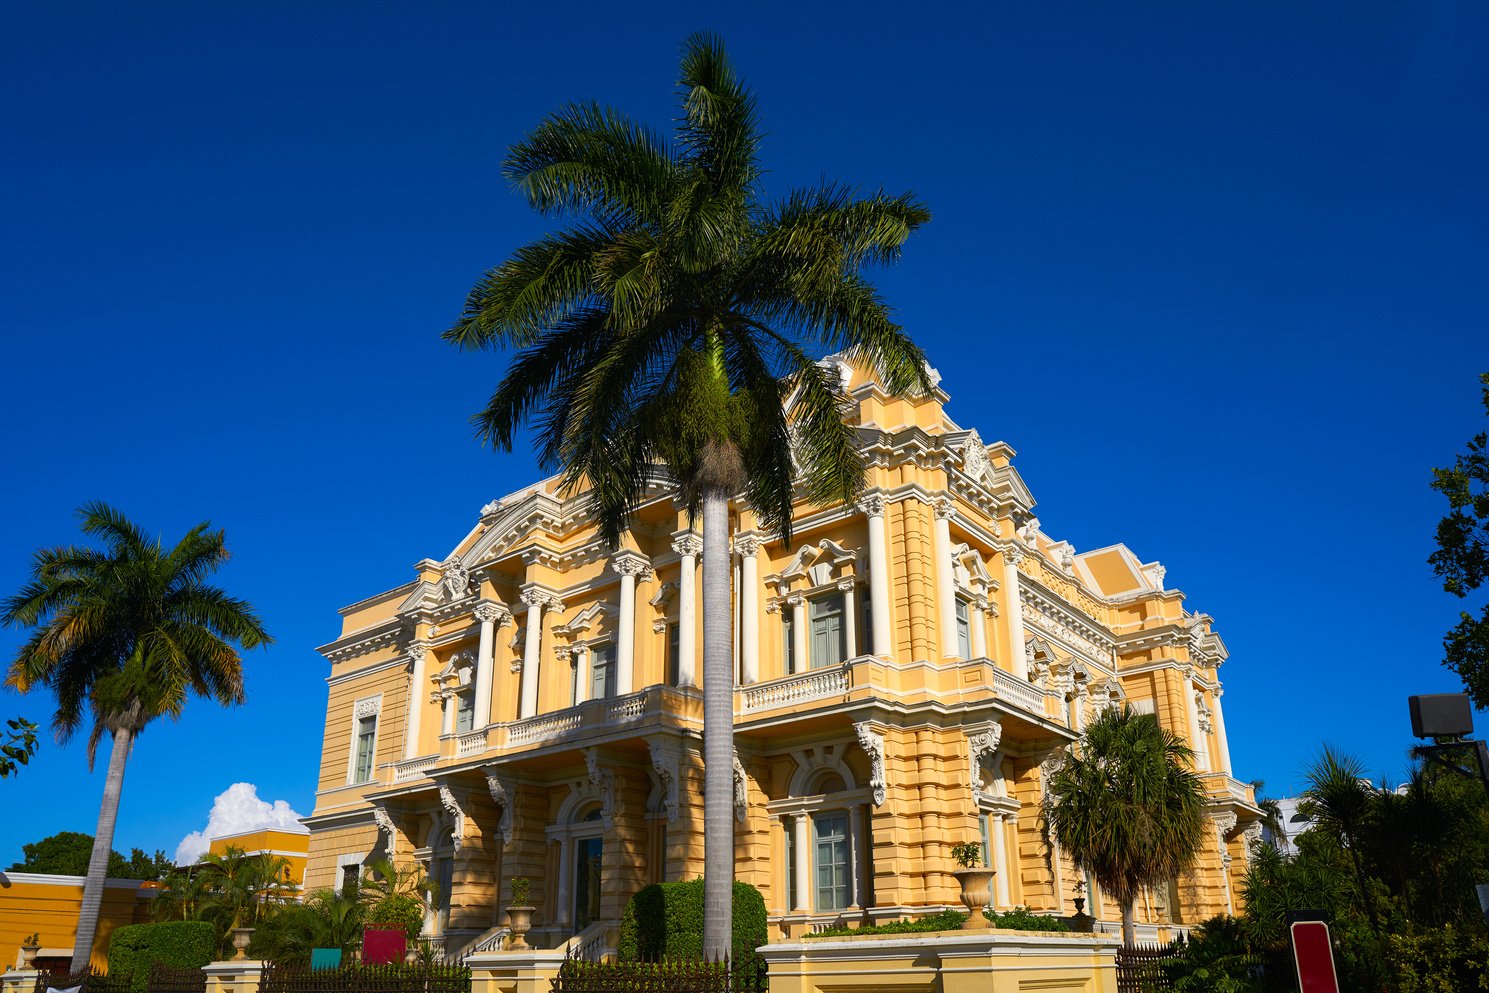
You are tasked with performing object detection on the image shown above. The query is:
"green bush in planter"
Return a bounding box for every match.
[108,920,216,985]
[618,879,767,962]
[364,894,424,941]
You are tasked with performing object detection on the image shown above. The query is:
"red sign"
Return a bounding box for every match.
[1291,921,1341,993]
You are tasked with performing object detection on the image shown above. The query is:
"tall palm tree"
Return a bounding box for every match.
[2,502,271,970]
[445,33,931,955]
[1041,706,1207,946]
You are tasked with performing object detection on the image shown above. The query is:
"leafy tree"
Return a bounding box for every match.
[1429,371,1489,707]
[8,831,173,881]
[1,716,38,777]
[1041,706,1207,946]
[445,33,931,956]
[153,866,210,922]
[1,503,272,971]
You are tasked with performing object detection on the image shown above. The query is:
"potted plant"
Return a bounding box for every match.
[506,876,534,950]
[19,933,40,969]
[363,894,422,964]
[950,841,995,930]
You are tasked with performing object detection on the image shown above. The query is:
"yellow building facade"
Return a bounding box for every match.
[0,873,154,971]
[303,356,1261,955]
[205,830,309,892]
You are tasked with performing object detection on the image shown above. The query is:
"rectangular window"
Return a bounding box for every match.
[860,589,873,656]
[784,822,796,906]
[590,644,616,699]
[955,598,972,659]
[809,594,846,670]
[352,714,377,783]
[814,813,849,911]
[338,861,361,898]
[455,693,474,733]
[979,812,992,869]
[667,622,680,685]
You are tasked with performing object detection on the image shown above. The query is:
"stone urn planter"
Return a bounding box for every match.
[506,906,535,950]
[953,869,996,929]
[230,927,255,960]
[19,944,39,969]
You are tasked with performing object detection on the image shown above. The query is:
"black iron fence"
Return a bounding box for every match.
[1114,942,1179,993]
[31,963,204,993]
[552,953,766,993]
[259,963,471,993]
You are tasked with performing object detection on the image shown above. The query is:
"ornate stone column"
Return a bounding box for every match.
[991,815,1010,908]
[518,590,551,719]
[1213,688,1234,776]
[792,813,812,911]
[858,495,893,659]
[839,579,858,659]
[612,552,651,695]
[403,644,429,760]
[971,595,989,659]
[735,536,760,684]
[473,602,507,728]
[933,497,959,658]
[788,594,808,674]
[1184,668,1210,772]
[1002,547,1029,678]
[672,534,702,686]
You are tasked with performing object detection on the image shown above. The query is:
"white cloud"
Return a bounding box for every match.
[174,782,308,866]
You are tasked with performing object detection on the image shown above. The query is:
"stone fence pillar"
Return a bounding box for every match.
[202,960,265,993]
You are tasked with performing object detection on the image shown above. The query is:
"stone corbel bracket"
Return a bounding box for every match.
[853,722,888,806]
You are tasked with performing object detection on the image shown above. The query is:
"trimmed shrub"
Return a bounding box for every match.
[618,879,768,962]
[107,920,216,983]
[986,907,1070,932]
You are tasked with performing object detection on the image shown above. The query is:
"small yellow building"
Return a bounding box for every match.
[303,355,1261,956]
[204,830,309,892]
[0,872,154,971]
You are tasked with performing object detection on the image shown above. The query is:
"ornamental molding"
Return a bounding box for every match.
[1213,811,1238,837]
[437,786,465,854]
[672,533,704,558]
[733,752,749,823]
[479,499,504,520]
[519,586,564,612]
[645,735,683,823]
[353,695,382,720]
[583,747,616,830]
[611,551,654,580]
[959,429,994,487]
[473,601,510,625]
[732,535,761,558]
[933,496,956,520]
[853,722,887,806]
[1002,546,1025,567]
[856,494,886,518]
[372,806,397,854]
[441,556,473,601]
[320,620,406,664]
[967,721,1004,804]
[771,539,858,593]
[1242,822,1263,859]
[1018,583,1116,665]
[484,771,516,847]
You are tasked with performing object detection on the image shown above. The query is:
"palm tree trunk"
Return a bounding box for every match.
[1120,899,1135,948]
[71,727,133,972]
[700,484,734,960]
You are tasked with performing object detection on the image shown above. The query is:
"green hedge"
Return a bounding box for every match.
[108,920,216,983]
[807,907,1069,938]
[618,879,767,962]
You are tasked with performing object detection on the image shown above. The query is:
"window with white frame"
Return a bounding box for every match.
[809,593,846,669]
[348,696,381,785]
[590,643,616,699]
[666,622,680,686]
[813,812,851,911]
[455,691,475,733]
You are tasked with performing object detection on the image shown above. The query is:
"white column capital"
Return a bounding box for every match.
[933,495,956,519]
[612,551,653,579]
[733,534,762,558]
[856,493,886,518]
[474,601,509,625]
[672,533,703,558]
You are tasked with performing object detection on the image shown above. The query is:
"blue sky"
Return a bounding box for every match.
[2,2,1486,866]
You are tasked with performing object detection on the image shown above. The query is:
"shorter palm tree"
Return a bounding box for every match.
[1042,706,1207,946]
[1249,779,1287,848]
[1298,746,1381,938]
[248,889,363,966]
